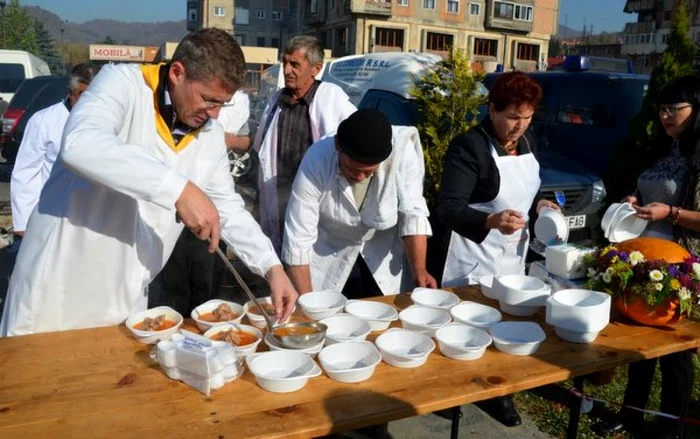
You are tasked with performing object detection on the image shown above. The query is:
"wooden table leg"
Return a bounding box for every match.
[567,376,585,439]
[450,406,462,439]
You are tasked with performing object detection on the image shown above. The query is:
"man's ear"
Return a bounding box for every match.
[311,62,323,77]
[169,61,186,85]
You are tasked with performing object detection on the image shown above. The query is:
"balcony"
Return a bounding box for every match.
[344,0,392,16]
[623,21,655,34]
[624,0,657,13]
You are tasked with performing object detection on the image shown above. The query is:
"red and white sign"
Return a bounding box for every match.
[90,44,145,62]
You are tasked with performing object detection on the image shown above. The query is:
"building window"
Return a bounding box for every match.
[235,8,249,25]
[426,32,454,51]
[234,34,245,45]
[272,10,282,20]
[469,3,480,15]
[257,37,266,47]
[661,34,668,44]
[447,0,459,13]
[398,0,409,6]
[214,6,225,16]
[423,0,435,9]
[337,27,348,47]
[664,10,672,21]
[271,37,280,48]
[375,27,404,50]
[494,1,514,19]
[256,10,265,19]
[311,0,318,13]
[514,4,533,21]
[516,43,539,61]
[473,37,497,57]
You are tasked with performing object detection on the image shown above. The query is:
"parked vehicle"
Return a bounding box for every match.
[0,49,51,105]
[321,52,608,246]
[1,75,69,163]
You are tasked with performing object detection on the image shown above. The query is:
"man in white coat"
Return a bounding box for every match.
[282,109,437,298]
[253,35,356,253]
[0,28,298,336]
[10,63,99,238]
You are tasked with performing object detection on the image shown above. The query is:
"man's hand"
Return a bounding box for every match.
[633,202,671,222]
[486,209,525,235]
[536,199,561,214]
[414,268,437,289]
[175,181,220,252]
[266,265,299,323]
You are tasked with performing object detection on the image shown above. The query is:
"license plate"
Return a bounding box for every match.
[567,215,586,229]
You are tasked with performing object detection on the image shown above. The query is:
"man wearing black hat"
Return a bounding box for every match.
[282,108,437,298]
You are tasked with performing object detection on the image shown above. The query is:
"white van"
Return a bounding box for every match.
[0,49,51,104]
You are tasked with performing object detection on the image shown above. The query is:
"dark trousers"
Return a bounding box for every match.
[341,255,383,300]
[621,350,695,436]
[148,230,225,316]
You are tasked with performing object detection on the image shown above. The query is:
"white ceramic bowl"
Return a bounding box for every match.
[126,306,183,344]
[608,207,648,243]
[318,341,382,383]
[398,305,451,337]
[297,290,347,321]
[203,323,263,359]
[344,300,399,331]
[546,289,611,343]
[319,314,372,345]
[477,275,498,300]
[435,323,493,361]
[534,206,569,245]
[494,275,551,316]
[264,333,325,358]
[449,301,502,329]
[410,288,460,310]
[489,322,546,356]
[191,299,245,332]
[245,350,322,393]
[375,328,435,368]
[243,297,294,329]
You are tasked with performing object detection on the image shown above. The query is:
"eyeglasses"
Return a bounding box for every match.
[186,80,234,110]
[656,104,693,117]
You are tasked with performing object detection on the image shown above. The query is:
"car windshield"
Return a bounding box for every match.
[613,78,648,120]
[0,63,25,93]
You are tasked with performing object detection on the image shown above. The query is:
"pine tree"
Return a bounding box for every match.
[604,0,697,203]
[2,0,38,53]
[34,19,62,74]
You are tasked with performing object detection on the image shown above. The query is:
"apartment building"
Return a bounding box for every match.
[299,0,559,71]
[186,0,234,33]
[622,0,700,74]
[232,0,299,50]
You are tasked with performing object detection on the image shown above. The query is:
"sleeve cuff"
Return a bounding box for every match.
[151,170,189,210]
[282,244,314,266]
[399,215,432,237]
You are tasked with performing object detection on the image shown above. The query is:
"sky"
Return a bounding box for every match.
[24,0,632,32]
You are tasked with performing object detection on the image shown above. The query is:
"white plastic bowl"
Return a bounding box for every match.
[410,288,460,310]
[318,341,382,383]
[546,289,611,343]
[297,290,347,321]
[601,202,625,236]
[203,323,263,359]
[435,323,493,361]
[246,350,322,393]
[319,314,372,345]
[477,275,498,300]
[264,333,325,358]
[398,305,451,337]
[449,301,502,329]
[494,275,551,316]
[191,299,245,332]
[344,300,399,331]
[489,322,546,356]
[243,297,294,329]
[126,306,183,344]
[534,206,569,245]
[375,328,435,368]
[608,207,648,243]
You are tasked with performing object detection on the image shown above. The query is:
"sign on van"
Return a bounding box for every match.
[90,45,146,62]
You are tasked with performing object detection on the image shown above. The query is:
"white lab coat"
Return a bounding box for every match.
[0,64,280,336]
[282,126,431,295]
[10,100,68,232]
[253,82,356,252]
[217,91,250,135]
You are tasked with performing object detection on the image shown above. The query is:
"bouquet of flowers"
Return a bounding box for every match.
[583,244,700,318]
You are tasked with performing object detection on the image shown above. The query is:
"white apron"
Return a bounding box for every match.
[442,140,540,288]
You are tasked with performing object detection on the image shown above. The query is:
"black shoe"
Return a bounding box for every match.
[490,396,522,427]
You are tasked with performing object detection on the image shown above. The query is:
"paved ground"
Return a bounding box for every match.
[0,163,554,438]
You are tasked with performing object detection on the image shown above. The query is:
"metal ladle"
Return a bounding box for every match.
[213,246,325,349]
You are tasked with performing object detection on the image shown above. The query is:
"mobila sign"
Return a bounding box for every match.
[90,44,146,62]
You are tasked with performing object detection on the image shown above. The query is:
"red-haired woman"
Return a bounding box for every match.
[437,71,559,426]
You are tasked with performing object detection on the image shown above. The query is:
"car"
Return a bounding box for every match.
[1,75,69,164]
[0,49,51,104]
[321,52,607,246]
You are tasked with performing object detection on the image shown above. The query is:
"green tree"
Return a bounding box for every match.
[548,37,562,57]
[1,0,38,53]
[34,19,62,74]
[409,49,488,209]
[604,0,697,203]
[101,35,116,45]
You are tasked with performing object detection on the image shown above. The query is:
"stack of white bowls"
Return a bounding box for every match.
[601,202,647,243]
[492,275,551,316]
[534,206,569,245]
[546,289,611,343]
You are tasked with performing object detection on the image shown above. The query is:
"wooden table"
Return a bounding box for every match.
[1,286,699,438]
